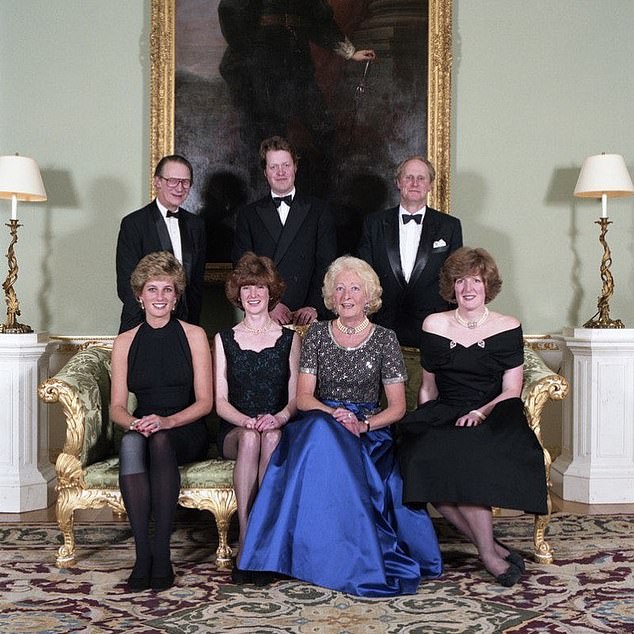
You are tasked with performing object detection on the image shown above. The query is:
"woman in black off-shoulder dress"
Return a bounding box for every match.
[398,247,548,588]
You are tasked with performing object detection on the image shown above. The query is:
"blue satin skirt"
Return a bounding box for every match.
[238,402,443,597]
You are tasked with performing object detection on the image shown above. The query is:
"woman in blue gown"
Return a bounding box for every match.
[238,256,442,597]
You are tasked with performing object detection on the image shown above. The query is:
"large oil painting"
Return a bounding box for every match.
[150,0,452,282]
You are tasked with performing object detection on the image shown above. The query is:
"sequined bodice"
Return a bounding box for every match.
[299,321,406,403]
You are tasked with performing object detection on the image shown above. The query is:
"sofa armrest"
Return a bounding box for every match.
[38,346,115,469]
[522,345,569,438]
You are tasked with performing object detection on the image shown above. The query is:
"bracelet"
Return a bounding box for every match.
[129,419,141,430]
[470,409,486,420]
[365,419,371,433]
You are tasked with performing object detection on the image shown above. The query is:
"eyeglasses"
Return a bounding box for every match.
[159,176,192,189]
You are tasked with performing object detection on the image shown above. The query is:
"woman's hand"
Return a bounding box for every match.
[131,414,169,436]
[253,413,285,431]
[332,407,361,436]
[455,409,486,427]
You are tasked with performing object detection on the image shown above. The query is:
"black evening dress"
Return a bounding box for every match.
[127,318,209,460]
[216,327,294,457]
[398,326,548,515]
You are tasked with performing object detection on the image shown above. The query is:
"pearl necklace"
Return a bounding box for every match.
[335,316,370,336]
[454,307,489,329]
[241,319,272,335]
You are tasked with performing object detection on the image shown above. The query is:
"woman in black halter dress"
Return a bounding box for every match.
[110,252,212,592]
[398,247,548,588]
[214,253,300,583]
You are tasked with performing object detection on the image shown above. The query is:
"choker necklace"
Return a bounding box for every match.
[335,317,370,336]
[242,319,272,335]
[454,307,489,329]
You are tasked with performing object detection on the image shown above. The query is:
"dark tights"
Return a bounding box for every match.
[119,431,184,578]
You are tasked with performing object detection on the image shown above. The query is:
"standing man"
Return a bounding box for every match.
[232,136,337,325]
[357,156,463,348]
[116,155,207,333]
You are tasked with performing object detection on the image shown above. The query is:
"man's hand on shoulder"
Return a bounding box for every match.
[269,302,293,325]
[293,306,318,326]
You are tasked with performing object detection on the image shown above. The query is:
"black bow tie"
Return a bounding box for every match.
[273,195,293,208]
[402,213,422,225]
[166,209,179,218]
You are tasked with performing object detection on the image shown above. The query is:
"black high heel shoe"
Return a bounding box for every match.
[151,563,175,591]
[127,559,151,592]
[493,562,523,587]
[231,565,253,585]
[494,538,525,573]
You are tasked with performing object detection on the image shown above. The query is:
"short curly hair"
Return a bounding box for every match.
[322,256,383,315]
[226,252,286,309]
[130,251,186,298]
[439,247,502,304]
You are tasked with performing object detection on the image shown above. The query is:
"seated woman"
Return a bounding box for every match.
[238,255,442,597]
[214,252,301,583]
[110,251,212,592]
[398,247,548,587]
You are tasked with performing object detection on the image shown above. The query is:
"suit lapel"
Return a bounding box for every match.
[384,207,406,288]
[178,211,193,280]
[408,208,438,286]
[151,203,173,253]
[274,195,310,264]
[256,198,283,254]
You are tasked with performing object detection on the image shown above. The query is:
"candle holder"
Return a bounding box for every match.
[0,219,32,334]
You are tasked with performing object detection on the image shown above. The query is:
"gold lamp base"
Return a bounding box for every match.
[1,219,33,334]
[583,217,624,329]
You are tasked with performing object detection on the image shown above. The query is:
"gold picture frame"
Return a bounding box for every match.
[150,0,453,283]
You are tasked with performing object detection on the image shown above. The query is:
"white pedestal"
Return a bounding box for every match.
[552,328,634,503]
[0,332,56,511]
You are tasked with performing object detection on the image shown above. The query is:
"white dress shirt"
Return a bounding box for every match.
[398,205,426,283]
[273,187,296,226]
[157,199,183,264]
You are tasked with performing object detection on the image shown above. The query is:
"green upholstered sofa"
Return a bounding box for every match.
[39,339,568,569]
[38,345,236,570]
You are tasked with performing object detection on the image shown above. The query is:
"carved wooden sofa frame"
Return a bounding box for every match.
[39,339,567,569]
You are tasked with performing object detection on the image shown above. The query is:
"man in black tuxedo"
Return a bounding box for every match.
[116,155,207,333]
[232,136,336,325]
[358,156,463,348]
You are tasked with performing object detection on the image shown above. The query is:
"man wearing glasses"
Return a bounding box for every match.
[357,156,463,348]
[116,155,207,332]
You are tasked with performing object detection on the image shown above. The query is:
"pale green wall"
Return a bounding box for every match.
[0,1,148,335]
[452,1,634,334]
[1,1,633,335]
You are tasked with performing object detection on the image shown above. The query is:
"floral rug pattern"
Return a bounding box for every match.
[0,514,632,633]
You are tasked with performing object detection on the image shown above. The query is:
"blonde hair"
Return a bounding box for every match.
[322,256,382,315]
[130,251,186,298]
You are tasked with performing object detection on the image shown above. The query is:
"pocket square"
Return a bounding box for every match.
[432,239,447,249]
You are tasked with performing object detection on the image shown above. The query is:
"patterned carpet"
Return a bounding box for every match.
[0,513,632,633]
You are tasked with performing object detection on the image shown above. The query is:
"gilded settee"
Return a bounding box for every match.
[39,338,567,570]
[401,343,569,564]
[38,345,236,569]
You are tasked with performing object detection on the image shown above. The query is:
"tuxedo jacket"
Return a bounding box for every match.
[116,200,207,333]
[232,193,337,317]
[357,206,463,348]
